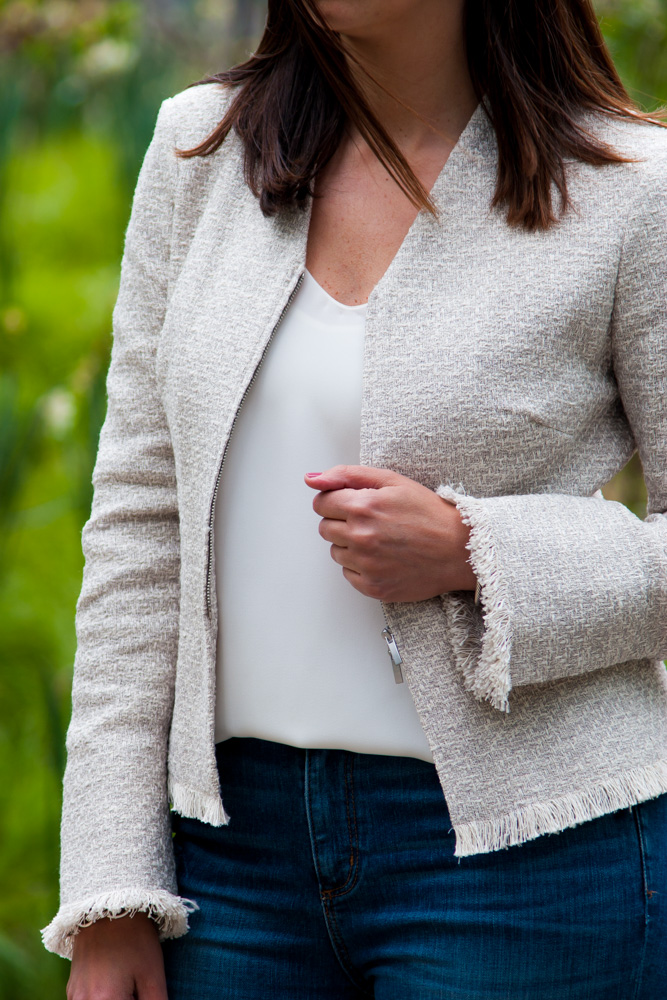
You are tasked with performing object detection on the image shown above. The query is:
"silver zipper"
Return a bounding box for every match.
[381,603,403,683]
[205,271,306,619]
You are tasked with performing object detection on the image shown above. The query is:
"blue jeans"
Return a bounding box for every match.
[162,736,667,999]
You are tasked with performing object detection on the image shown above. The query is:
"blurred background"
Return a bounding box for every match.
[0,0,665,995]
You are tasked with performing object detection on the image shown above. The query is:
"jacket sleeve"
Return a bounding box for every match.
[40,97,198,960]
[435,167,667,714]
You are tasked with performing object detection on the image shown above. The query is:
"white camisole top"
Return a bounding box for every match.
[213,269,434,763]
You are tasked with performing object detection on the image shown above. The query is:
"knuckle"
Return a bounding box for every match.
[343,497,359,518]
[360,488,379,512]
[347,491,370,516]
[350,524,379,553]
[361,488,384,514]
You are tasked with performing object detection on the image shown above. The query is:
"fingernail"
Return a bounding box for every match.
[306,472,321,477]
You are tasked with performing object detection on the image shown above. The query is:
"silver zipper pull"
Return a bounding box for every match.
[382,627,404,684]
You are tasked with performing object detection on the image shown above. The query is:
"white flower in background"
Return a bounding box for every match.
[41,387,76,438]
[79,39,138,80]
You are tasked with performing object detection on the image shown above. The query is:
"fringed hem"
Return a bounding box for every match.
[436,484,512,713]
[453,758,667,856]
[40,888,199,961]
[169,780,231,826]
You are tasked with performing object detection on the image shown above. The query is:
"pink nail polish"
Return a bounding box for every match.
[307,472,322,477]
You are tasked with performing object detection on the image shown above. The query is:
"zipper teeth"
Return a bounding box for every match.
[205,271,305,619]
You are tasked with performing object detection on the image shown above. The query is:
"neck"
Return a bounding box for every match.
[336,0,478,154]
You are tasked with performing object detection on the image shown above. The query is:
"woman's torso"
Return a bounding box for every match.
[213,269,434,761]
[154,82,667,848]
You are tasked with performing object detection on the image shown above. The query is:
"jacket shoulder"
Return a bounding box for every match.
[161,81,238,150]
[588,111,667,186]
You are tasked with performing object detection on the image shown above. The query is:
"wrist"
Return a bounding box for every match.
[437,498,477,592]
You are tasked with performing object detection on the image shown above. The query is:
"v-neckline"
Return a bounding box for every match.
[364,99,494,307]
[297,98,494,311]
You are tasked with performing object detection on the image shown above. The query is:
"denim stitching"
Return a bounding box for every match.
[305,751,360,897]
[323,896,373,996]
[324,753,360,898]
[303,751,369,996]
[304,750,326,889]
[632,804,650,1000]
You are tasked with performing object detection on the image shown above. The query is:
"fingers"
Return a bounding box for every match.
[317,516,349,545]
[312,484,386,520]
[341,564,364,589]
[329,542,354,569]
[304,464,401,491]
[341,565,386,600]
[319,513,391,600]
[311,486,359,519]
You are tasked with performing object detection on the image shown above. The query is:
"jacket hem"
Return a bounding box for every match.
[170,779,231,826]
[40,888,199,961]
[452,758,667,856]
[436,484,512,713]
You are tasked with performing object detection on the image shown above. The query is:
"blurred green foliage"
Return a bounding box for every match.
[0,1,664,995]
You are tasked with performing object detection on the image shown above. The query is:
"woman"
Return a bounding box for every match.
[44,0,667,997]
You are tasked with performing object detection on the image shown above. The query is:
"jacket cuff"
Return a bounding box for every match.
[40,887,199,961]
[436,483,662,714]
[437,484,512,713]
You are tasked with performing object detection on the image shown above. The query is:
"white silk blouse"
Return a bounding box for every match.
[213,269,434,763]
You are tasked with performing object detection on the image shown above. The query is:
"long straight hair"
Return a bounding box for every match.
[175,0,665,231]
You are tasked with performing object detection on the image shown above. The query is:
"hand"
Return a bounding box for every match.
[67,913,168,1000]
[304,465,477,602]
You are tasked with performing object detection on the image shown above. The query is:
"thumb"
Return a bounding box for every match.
[303,465,401,490]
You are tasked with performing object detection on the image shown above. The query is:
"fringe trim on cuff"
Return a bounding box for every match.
[436,484,512,713]
[169,779,231,826]
[41,888,199,960]
[453,759,667,856]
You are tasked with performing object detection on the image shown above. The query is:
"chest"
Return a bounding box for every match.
[305,137,453,306]
[158,154,625,503]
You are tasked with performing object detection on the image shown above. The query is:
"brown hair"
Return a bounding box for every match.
[175,0,666,231]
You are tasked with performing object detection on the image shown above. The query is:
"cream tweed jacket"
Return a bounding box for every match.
[42,82,667,959]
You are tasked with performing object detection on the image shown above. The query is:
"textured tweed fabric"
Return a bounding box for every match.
[42,82,667,959]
